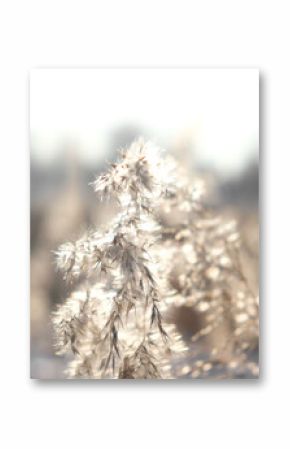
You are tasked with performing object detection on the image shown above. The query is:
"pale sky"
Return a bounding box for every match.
[30,68,259,175]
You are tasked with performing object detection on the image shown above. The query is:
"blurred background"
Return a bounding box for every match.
[30,69,259,378]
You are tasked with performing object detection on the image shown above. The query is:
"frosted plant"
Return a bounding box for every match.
[52,138,258,379]
[53,139,186,379]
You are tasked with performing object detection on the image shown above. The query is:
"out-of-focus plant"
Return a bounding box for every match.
[155,164,259,379]
[52,138,259,379]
